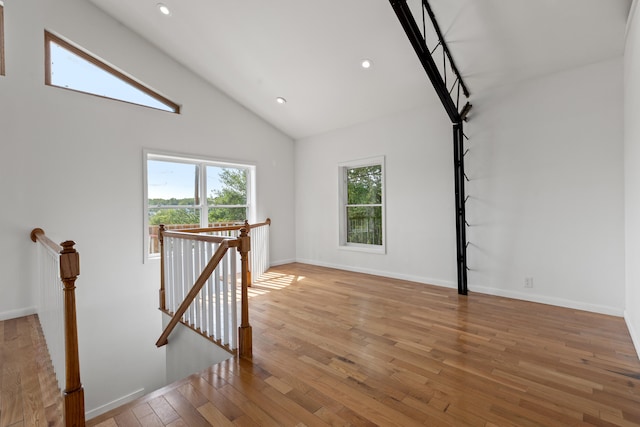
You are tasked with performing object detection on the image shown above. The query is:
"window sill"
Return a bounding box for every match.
[338,244,386,254]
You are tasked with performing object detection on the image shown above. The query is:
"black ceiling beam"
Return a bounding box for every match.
[389,0,464,124]
[422,0,470,98]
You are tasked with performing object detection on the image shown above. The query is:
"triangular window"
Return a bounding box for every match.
[44,31,179,113]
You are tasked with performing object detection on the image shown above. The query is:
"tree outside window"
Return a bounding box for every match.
[145,153,254,257]
[340,157,385,252]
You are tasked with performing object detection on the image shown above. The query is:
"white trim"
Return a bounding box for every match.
[338,155,386,253]
[338,244,386,254]
[294,259,456,289]
[269,258,296,267]
[85,388,146,419]
[469,285,624,317]
[0,306,37,321]
[625,311,640,359]
[143,148,256,263]
[292,260,624,317]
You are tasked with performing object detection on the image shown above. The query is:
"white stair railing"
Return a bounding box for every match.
[34,233,65,389]
[249,219,270,283]
[156,223,258,358]
[30,228,85,427]
[162,235,238,350]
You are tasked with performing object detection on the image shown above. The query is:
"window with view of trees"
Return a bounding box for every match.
[144,152,254,258]
[339,157,385,252]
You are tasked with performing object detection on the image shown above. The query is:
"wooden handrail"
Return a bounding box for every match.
[160,230,232,243]
[31,227,62,252]
[176,218,271,234]
[30,228,85,427]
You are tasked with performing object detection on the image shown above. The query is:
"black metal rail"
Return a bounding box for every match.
[389,0,471,295]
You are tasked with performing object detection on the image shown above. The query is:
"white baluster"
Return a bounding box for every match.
[230,246,237,349]
[222,250,229,346]
[214,244,222,342]
[207,242,214,338]
[193,241,201,330]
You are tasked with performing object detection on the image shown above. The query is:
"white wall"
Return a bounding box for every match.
[625,0,640,353]
[295,105,458,287]
[296,58,625,316]
[162,314,232,384]
[466,58,625,315]
[0,0,295,416]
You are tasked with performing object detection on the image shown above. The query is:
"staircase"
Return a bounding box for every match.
[0,315,63,427]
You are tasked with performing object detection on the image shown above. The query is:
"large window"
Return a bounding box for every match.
[339,156,385,253]
[45,31,179,113]
[144,152,255,258]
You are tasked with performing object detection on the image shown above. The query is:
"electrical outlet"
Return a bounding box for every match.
[524,277,534,288]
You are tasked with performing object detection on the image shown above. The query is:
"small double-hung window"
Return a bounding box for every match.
[144,152,255,259]
[339,156,386,253]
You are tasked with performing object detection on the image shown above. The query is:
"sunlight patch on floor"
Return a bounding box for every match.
[245,271,305,298]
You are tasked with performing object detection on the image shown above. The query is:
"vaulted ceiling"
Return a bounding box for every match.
[88,0,631,139]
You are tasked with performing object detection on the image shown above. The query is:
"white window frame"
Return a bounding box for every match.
[143,149,256,262]
[338,156,386,254]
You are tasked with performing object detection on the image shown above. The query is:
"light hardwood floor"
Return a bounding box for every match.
[7,263,640,426]
[0,314,62,427]
[88,263,640,426]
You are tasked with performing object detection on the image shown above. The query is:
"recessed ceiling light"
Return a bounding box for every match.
[276,97,287,104]
[157,3,171,15]
[361,59,372,69]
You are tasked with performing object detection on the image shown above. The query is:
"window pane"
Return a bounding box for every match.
[148,208,200,226]
[208,207,247,225]
[347,206,382,245]
[48,36,176,112]
[148,160,197,205]
[147,208,201,255]
[207,166,247,206]
[347,165,382,205]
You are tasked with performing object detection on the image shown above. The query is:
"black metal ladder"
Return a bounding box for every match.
[390,0,471,294]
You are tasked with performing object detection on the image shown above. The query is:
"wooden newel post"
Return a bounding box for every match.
[59,241,85,427]
[244,220,252,287]
[238,225,253,358]
[159,224,166,311]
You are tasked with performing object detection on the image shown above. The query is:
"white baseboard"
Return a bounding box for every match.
[624,311,640,360]
[0,306,36,321]
[269,258,296,267]
[294,258,456,290]
[470,285,624,317]
[85,388,146,419]
[292,259,624,317]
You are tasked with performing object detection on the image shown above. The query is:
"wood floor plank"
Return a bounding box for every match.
[190,375,244,422]
[218,384,281,427]
[196,402,234,427]
[163,389,210,427]
[1,362,23,427]
[148,396,180,425]
[114,409,143,427]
